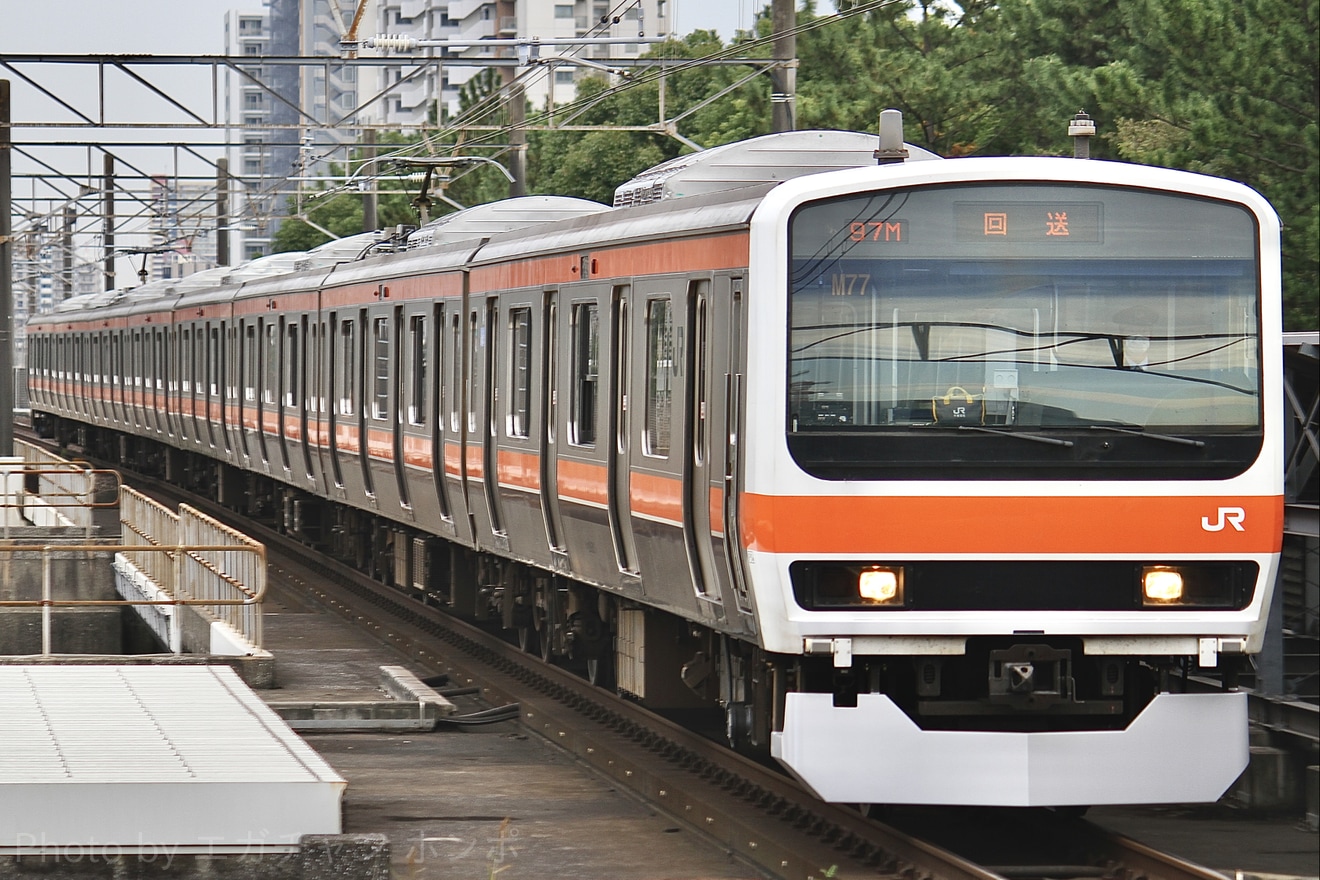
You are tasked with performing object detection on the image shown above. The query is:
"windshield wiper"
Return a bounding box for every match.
[957,425,1074,447]
[1089,425,1206,448]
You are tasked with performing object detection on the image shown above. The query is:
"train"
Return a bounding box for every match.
[27,119,1283,807]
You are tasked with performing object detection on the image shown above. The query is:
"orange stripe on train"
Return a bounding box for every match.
[741,494,1284,555]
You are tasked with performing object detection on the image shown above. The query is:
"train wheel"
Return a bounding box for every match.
[517,624,537,655]
[585,653,614,690]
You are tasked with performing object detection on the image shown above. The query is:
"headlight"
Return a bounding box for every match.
[1142,566,1185,604]
[859,567,904,605]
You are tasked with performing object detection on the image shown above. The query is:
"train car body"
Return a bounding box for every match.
[28,129,1283,807]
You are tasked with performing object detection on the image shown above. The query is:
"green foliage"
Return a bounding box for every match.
[273,0,1316,326]
[797,0,1317,328]
[271,134,419,254]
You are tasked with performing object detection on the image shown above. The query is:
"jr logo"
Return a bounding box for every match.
[1201,507,1246,532]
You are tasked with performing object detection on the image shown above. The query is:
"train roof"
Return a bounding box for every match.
[611,130,940,207]
[406,195,610,249]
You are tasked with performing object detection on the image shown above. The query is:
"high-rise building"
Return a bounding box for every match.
[225,8,279,261]
[373,0,668,127]
[225,0,668,254]
[148,177,221,282]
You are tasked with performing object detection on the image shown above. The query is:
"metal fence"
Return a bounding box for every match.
[120,487,266,649]
[0,444,266,655]
[14,439,120,537]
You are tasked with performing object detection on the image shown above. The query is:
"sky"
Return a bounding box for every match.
[0,0,817,54]
[0,0,836,273]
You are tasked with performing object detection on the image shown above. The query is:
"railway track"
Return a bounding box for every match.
[23,428,1242,880]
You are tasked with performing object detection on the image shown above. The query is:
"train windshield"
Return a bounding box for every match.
[786,183,1262,480]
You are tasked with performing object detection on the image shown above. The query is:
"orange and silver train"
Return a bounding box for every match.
[27,126,1283,806]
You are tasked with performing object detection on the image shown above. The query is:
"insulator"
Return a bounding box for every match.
[370,34,418,52]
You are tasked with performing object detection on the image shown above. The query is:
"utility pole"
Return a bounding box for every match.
[62,206,74,301]
[361,128,377,232]
[103,154,115,291]
[216,157,230,266]
[771,0,797,133]
[507,81,527,198]
[1,79,13,455]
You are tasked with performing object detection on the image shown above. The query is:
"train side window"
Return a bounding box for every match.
[450,313,461,433]
[409,314,427,426]
[180,330,191,393]
[467,312,478,433]
[372,316,389,420]
[644,297,673,458]
[338,319,355,416]
[263,322,277,406]
[284,321,298,408]
[569,302,598,446]
[243,324,257,401]
[509,307,531,438]
[193,328,204,402]
[210,326,221,397]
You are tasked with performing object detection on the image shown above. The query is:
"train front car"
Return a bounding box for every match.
[745,158,1283,807]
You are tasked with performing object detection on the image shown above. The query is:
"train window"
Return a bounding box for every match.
[467,312,478,433]
[372,316,389,420]
[284,322,298,408]
[243,324,257,401]
[644,297,673,458]
[692,283,709,467]
[225,325,237,402]
[509,307,532,438]
[263,322,277,405]
[209,327,221,397]
[193,330,204,401]
[180,330,191,393]
[409,314,427,426]
[569,302,598,446]
[450,313,461,433]
[338,319,355,416]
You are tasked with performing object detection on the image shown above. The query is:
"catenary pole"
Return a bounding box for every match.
[771,0,797,132]
[0,80,13,455]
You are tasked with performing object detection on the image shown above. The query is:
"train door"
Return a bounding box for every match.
[163,329,176,439]
[541,290,567,564]
[326,311,348,494]
[358,308,376,498]
[258,317,276,469]
[392,304,411,511]
[238,320,252,461]
[298,314,316,485]
[684,280,722,606]
[154,327,167,438]
[608,285,639,575]
[482,297,505,539]
[211,322,226,452]
[429,302,452,523]
[278,316,293,473]
[722,278,752,612]
[127,329,141,431]
[224,322,238,458]
[192,324,207,446]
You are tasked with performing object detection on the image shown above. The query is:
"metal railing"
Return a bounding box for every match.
[0,445,266,655]
[120,487,266,650]
[11,439,120,538]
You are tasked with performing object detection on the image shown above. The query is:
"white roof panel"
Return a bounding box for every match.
[0,666,345,850]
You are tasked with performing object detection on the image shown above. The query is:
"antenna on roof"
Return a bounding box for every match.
[874,109,909,165]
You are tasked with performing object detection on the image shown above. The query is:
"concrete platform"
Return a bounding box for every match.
[0,665,346,854]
